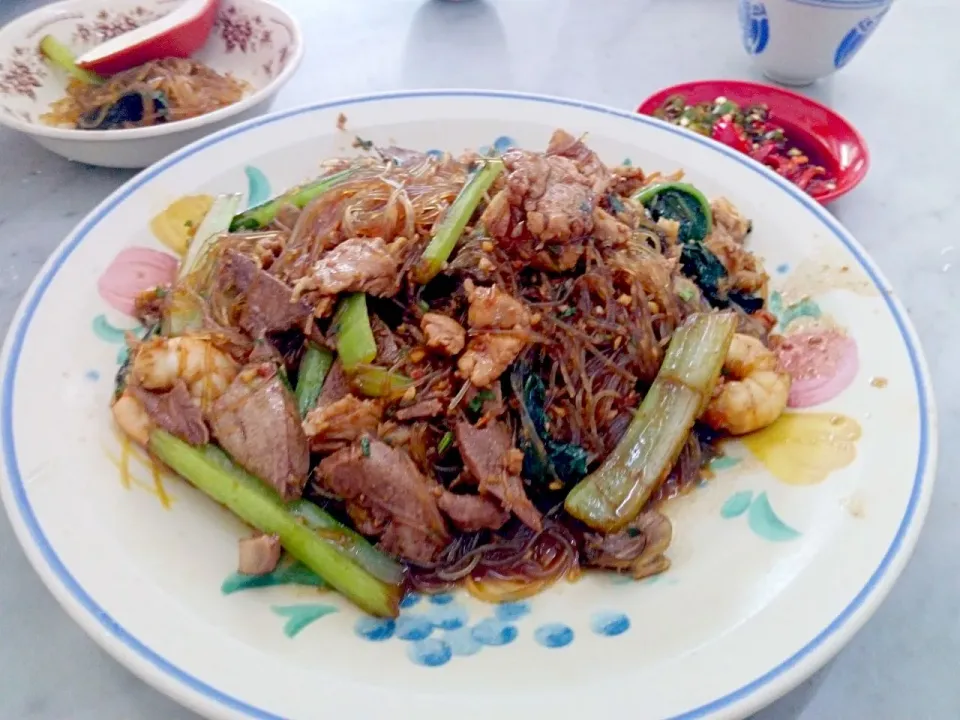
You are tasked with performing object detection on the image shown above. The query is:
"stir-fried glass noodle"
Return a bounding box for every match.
[111,130,791,617]
[41,55,247,130]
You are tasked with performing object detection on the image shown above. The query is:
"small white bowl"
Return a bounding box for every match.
[0,0,303,168]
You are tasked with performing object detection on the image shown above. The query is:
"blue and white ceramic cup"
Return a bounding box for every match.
[738,0,893,86]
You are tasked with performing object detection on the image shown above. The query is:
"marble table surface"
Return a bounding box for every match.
[0,0,957,718]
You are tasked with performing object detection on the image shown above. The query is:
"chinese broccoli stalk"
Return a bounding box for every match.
[229,167,361,231]
[149,431,404,617]
[413,158,505,283]
[564,312,736,532]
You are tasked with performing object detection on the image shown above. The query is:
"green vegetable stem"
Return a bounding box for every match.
[229,167,360,231]
[413,158,505,283]
[564,312,736,532]
[39,35,102,85]
[349,365,413,399]
[288,500,405,586]
[333,293,377,371]
[295,342,334,417]
[148,431,403,617]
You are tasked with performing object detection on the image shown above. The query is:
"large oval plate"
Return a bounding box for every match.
[0,91,936,720]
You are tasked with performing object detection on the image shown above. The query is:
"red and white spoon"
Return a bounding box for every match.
[75,0,221,76]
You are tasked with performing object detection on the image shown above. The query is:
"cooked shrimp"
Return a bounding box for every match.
[130,335,238,407]
[702,333,790,436]
[112,391,152,446]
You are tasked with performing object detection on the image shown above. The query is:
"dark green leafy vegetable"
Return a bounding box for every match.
[230,167,360,231]
[295,343,334,417]
[632,182,712,243]
[511,367,589,491]
[78,91,169,131]
[148,431,402,617]
[679,243,764,313]
[633,182,761,312]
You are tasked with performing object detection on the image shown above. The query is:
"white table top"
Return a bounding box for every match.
[0,0,957,718]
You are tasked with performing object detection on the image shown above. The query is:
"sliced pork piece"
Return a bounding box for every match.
[545,128,613,194]
[454,420,542,531]
[458,336,526,389]
[220,251,312,337]
[371,315,403,364]
[458,282,531,387]
[302,236,408,297]
[128,380,208,446]
[303,395,383,453]
[711,197,752,243]
[208,363,309,501]
[609,164,647,198]
[465,281,530,329]
[316,359,350,407]
[481,147,597,272]
[238,534,281,576]
[421,313,466,356]
[437,490,510,532]
[591,207,632,247]
[395,399,444,421]
[316,437,451,565]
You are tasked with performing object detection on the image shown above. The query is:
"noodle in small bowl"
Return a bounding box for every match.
[0,0,303,168]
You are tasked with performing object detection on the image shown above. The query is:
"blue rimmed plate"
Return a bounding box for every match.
[0,90,936,720]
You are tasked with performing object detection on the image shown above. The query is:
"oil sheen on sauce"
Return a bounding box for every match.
[104,431,174,508]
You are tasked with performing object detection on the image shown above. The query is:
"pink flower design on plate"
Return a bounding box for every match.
[775,330,859,408]
[97,247,177,316]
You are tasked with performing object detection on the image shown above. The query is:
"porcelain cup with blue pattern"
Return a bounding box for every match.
[738,0,893,86]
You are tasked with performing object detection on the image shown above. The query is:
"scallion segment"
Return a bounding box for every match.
[39,35,102,85]
[564,312,736,532]
[349,365,413,399]
[295,343,334,417]
[333,293,377,371]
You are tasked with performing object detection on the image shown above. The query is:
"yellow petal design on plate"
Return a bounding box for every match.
[741,412,862,486]
[149,195,214,255]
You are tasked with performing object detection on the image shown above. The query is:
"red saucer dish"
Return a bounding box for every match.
[637,80,869,205]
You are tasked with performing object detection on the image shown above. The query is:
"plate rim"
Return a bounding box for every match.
[0,89,937,720]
